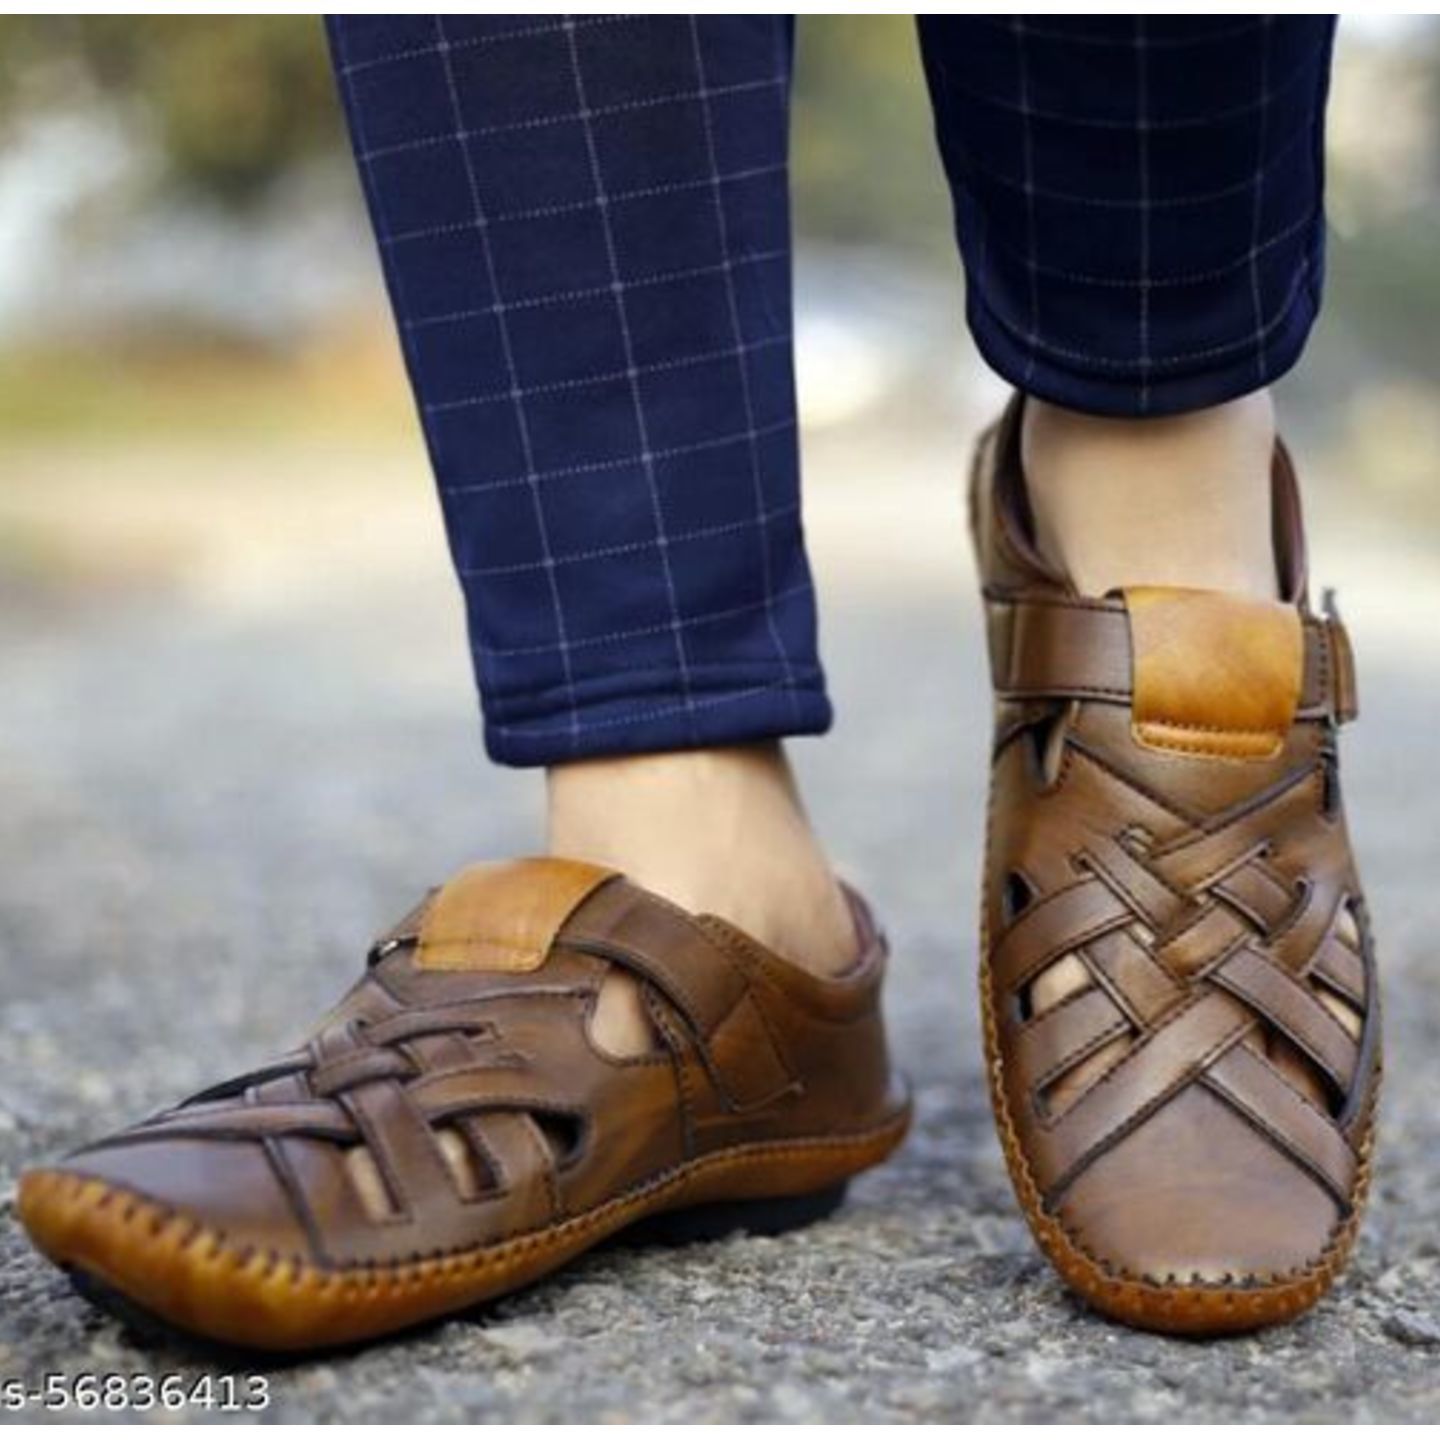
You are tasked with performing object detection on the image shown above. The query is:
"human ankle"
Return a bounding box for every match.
[1020,390,1279,600]
[546,744,856,980]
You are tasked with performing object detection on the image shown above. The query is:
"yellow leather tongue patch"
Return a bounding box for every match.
[415,858,616,972]
[1123,586,1303,761]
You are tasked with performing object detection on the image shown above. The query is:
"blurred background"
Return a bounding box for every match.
[0,14,1437,594]
[3,17,1440,1422]
[2,15,1438,597]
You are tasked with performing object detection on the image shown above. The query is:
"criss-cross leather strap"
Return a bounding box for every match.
[119,873,799,1177]
[42,859,906,1291]
[973,395,1381,1321]
[994,748,1373,1211]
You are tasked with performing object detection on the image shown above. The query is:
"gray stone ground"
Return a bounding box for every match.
[2,426,1440,1423]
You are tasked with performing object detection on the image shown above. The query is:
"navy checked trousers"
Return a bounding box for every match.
[326,16,1337,766]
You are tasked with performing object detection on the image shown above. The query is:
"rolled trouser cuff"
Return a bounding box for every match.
[919,16,1337,421]
[481,663,832,767]
[965,226,1324,419]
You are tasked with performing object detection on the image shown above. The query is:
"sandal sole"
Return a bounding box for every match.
[18,1106,909,1354]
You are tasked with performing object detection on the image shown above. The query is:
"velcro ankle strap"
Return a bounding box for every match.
[985,593,1358,725]
[559,879,799,1113]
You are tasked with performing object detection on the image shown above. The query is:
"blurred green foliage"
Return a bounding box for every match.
[791,16,952,253]
[0,14,952,245]
[0,15,339,203]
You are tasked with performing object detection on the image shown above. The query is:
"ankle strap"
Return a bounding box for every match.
[983,592,1358,725]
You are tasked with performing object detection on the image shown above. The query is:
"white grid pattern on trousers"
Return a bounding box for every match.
[329,15,1337,758]
[917,14,1334,415]
[430,13,582,746]
[329,15,828,765]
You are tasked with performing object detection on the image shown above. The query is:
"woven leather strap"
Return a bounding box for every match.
[992,754,1375,1211]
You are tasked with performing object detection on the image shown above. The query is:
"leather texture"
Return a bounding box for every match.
[971,396,1380,1335]
[1124,586,1304,759]
[18,861,910,1350]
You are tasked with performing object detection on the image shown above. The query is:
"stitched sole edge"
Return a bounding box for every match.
[17,1105,911,1354]
[978,896,1379,1336]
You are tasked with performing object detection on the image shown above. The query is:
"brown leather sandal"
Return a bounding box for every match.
[18,859,910,1352]
[971,397,1380,1336]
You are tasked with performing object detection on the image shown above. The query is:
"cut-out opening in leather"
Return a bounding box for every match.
[1036,1048,1095,1123]
[1026,949,1133,1118]
[1321,747,1342,819]
[344,1146,400,1222]
[1014,987,1034,1024]
[1025,708,1070,789]
[1001,871,1036,927]
[1260,1024,1350,1119]
[343,1125,492,1220]
[1311,964,1361,1015]
[1312,900,1366,1058]
[183,1062,303,1108]
[590,970,661,1059]
[1265,898,1365,1117]
[1028,952,1094,1019]
[1004,875,1094,1029]
[531,1111,585,1169]
[1034,993,1112,1120]
[1004,871,1045,1026]
[1276,875,1312,938]
[436,1125,487,1200]
[1336,903,1362,953]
